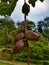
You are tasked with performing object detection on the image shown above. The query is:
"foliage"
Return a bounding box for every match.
[43,17,49,29]
[0,18,16,32]
[37,17,49,33]
[8,29,17,40]
[16,20,36,31]
[0,30,6,45]
[13,33,49,62]
[0,62,12,65]
[28,0,44,7]
[37,17,49,45]
[43,29,49,39]
[0,18,16,47]
[37,21,44,33]
[0,30,49,64]
[0,0,18,16]
[8,29,18,47]
[42,28,49,45]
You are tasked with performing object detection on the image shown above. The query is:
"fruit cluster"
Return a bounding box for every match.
[12,26,39,53]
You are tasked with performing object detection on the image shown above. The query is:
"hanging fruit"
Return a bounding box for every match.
[14,32,24,43]
[22,2,30,15]
[12,39,26,53]
[25,31,40,41]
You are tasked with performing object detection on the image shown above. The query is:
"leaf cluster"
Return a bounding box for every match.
[0,0,18,16]
[28,0,44,7]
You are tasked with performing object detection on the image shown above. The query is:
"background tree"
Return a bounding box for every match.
[37,17,49,32]
[16,20,36,31]
[37,20,44,33]
[43,17,49,29]
[0,18,16,48]
[42,17,49,46]
[43,29,49,46]
[0,18,16,32]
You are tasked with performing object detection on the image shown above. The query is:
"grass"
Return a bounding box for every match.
[0,60,36,65]
[0,46,49,65]
[13,61,36,65]
[0,62,12,65]
[0,57,49,65]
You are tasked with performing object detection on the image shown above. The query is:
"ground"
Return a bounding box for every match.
[0,60,36,65]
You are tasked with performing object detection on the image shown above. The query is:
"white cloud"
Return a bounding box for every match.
[29,0,49,16]
[11,0,24,22]
[27,0,49,23]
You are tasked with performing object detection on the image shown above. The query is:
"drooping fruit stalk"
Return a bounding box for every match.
[22,0,30,65]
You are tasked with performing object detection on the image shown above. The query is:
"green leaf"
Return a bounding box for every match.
[28,0,44,7]
[40,0,44,2]
[0,0,18,16]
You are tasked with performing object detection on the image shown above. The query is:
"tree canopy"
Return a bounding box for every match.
[0,18,16,32]
[16,20,35,31]
[0,0,44,16]
[0,0,18,16]
[37,17,49,33]
[28,0,44,7]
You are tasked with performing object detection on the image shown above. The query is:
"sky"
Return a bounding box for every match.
[0,0,49,25]
[11,0,49,25]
